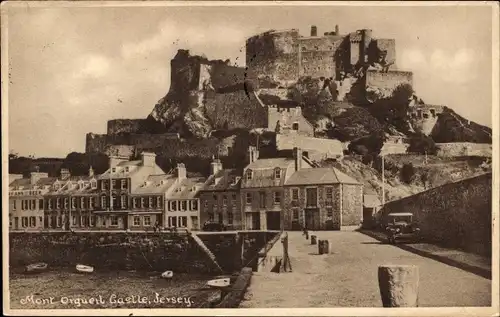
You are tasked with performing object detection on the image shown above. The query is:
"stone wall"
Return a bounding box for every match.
[436,143,492,158]
[276,134,343,160]
[379,173,492,256]
[268,106,314,136]
[375,39,396,66]
[365,70,413,97]
[341,184,363,226]
[107,119,148,135]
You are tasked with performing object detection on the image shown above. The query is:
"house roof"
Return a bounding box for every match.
[168,177,207,199]
[9,176,58,191]
[97,160,143,179]
[245,157,294,170]
[131,174,177,195]
[363,194,382,208]
[285,167,361,186]
[201,169,241,192]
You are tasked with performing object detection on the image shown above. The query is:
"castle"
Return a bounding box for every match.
[88,25,469,161]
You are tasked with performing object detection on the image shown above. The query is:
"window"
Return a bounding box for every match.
[90,215,95,226]
[64,198,69,209]
[139,197,144,208]
[259,192,266,208]
[57,216,62,228]
[132,198,137,209]
[179,216,187,228]
[133,216,141,226]
[222,196,227,206]
[91,181,97,189]
[246,169,253,180]
[171,201,177,211]
[246,193,252,204]
[274,192,281,204]
[71,197,76,209]
[327,207,333,217]
[22,217,28,228]
[79,197,84,209]
[56,198,61,209]
[168,216,177,227]
[121,180,126,190]
[32,199,36,210]
[204,200,208,208]
[101,196,107,209]
[293,209,299,220]
[191,200,198,210]
[39,199,44,209]
[148,197,153,208]
[29,216,36,227]
[326,187,333,202]
[121,195,126,209]
[111,168,116,173]
[110,216,118,226]
[72,216,77,226]
[274,168,281,179]
[111,180,116,189]
[143,216,151,227]
[218,212,223,224]
[13,200,16,210]
[306,188,318,207]
[292,122,299,130]
[89,197,94,210]
[182,201,187,211]
[292,188,299,201]
[125,167,129,172]
[101,180,106,191]
[228,212,233,225]
[232,194,236,201]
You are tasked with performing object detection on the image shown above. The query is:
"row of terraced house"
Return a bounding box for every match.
[8,147,370,232]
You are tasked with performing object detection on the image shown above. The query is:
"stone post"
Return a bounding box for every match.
[311,235,317,245]
[378,265,419,307]
[318,240,331,254]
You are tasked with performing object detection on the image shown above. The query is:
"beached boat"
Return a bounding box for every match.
[206,277,231,288]
[161,270,173,279]
[25,262,48,273]
[76,264,94,273]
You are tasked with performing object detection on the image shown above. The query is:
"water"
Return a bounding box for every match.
[9,269,220,309]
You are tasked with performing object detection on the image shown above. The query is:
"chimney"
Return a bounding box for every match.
[141,152,156,168]
[177,163,187,180]
[30,171,48,185]
[293,147,303,171]
[60,168,71,180]
[88,166,94,177]
[109,156,129,169]
[310,25,317,37]
[210,159,223,176]
[335,24,339,35]
[247,146,260,164]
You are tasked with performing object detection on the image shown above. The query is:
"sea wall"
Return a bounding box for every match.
[9,231,275,273]
[379,173,492,256]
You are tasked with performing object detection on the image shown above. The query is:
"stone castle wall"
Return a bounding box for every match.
[436,143,492,157]
[379,173,492,256]
[365,70,413,96]
[107,119,148,135]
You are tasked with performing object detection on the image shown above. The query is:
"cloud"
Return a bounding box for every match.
[73,55,111,79]
[400,48,477,84]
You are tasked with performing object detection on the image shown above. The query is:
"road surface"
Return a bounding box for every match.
[240,231,491,307]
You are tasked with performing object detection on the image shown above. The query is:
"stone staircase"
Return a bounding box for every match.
[191,233,224,273]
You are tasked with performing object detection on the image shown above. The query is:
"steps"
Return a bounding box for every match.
[191,233,223,273]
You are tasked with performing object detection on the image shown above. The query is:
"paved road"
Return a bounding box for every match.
[240,231,491,308]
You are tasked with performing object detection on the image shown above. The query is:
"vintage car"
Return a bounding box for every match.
[384,212,421,244]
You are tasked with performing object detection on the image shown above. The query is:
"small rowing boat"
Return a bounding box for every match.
[25,262,48,273]
[76,264,94,273]
[161,270,173,279]
[206,277,230,288]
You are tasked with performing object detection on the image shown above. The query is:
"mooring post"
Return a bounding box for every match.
[378,265,419,307]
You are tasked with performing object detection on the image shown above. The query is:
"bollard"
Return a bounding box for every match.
[378,265,419,307]
[318,240,324,254]
[311,235,317,245]
[318,239,331,254]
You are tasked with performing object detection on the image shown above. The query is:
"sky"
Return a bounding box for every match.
[5,3,495,158]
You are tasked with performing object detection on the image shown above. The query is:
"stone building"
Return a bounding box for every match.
[165,164,206,230]
[283,166,363,230]
[267,105,314,137]
[9,169,55,231]
[94,152,165,230]
[43,168,98,230]
[198,159,243,230]
[240,147,313,230]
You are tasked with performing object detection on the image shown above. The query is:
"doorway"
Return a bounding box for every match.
[266,211,281,230]
[305,209,320,230]
[251,212,260,230]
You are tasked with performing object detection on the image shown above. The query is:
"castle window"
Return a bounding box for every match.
[292,123,299,130]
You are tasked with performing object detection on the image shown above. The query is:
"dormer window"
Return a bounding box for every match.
[91,181,97,189]
[246,169,253,180]
[274,168,281,179]
[125,166,130,172]
[111,168,116,173]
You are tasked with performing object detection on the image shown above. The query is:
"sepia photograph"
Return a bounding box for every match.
[2,1,498,316]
